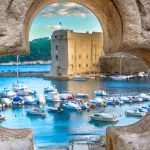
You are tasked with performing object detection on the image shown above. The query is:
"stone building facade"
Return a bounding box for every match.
[100,53,149,75]
[50,30,103,77]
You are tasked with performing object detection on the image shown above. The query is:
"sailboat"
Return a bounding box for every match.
[13,55,30,96]
[109,55,127,80]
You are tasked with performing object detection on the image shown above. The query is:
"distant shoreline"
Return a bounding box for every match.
[0,60,51,65]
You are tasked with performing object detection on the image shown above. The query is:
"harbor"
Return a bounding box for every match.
[0,73,150,148]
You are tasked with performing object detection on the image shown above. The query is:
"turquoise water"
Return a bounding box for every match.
[0,76,150,146]
[0,64,50,72]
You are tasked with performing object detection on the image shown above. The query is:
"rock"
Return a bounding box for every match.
[106,113,150,150]
[0,126,34,150]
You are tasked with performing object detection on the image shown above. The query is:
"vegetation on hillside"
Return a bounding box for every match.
[0,37,51,63]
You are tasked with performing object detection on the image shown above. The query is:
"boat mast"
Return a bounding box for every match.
[119,54,122,75]
[17,54,19,83]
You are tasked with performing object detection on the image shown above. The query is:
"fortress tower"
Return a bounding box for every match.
[50,30,103,77]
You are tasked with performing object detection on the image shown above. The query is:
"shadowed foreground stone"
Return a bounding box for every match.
[106,113,150,150]
[0,126,34,150]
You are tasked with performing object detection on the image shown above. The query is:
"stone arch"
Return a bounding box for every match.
[23,0,123,56]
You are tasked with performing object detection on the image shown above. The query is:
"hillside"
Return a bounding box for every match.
[0,37,51,63]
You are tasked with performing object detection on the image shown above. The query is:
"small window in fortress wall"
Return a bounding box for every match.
[79,64,81,68]
[56,55,58,61]
[79,55,81,59]
[56,45,58,50]
[86,64,88,67]
[86,55,88,59]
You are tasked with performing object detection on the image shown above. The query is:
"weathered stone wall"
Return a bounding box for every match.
[100,56,149,75]
[0,126,34,150]
[0,0,149,66]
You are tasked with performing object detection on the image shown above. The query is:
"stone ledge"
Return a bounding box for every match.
[106,113,150,150]
[0,126,34,150]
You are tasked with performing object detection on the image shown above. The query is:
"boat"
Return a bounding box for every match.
[140,93,150,101]
[109,75,127,80]
[94,90,108,97]
[1,88,16,98]
[90,97,105,106]
[23,96,36,105]
[72,75,87,81]
[45,92,61,102]
[44,85,57,94]
[47,106,63,113]
[1,98,12,107]
[26,108,46,116]
[13,82,29,96]
[0,115,5,122]
[125,108,146,117]
[120,96,131,103]
[89,113,118,122]
[62,101,82,111]
[12,96,24,105]
[76,93,88,99]
[34,94,46,105]
[138,72,149,78]
[59,93,75,100]
[76,99,90,110]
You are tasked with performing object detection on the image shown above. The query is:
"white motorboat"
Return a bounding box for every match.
[23,96,36,105]
[44,85,57,94]
[62,101,81,111]
[125,108,146,117]
[90,97,105,106]
[1,98,12,107]
[73,75,87,81]
[76,99,90,110]
[94,90,108,97]
[140,93,150,101]
[89,113,118,122]
[138,72,149,78]
[13,83,29,96]
[47,106,63,113]
[26,108,46,117]
[76,93,88,99]
[131,96,143,103]
[45,92,61,102]
[34,94,46,105]
[12,96,24,105]
[109,75,127,80]
[1,88,16,98]
[120,96,131,103]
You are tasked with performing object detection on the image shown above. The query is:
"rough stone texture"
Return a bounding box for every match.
[0,0,149,67]
[0,126,34,150]
[100,55,149,75]
[106,113,150,150]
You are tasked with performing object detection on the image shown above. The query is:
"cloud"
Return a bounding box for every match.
[45,25,64,30]
[40,2,91,18]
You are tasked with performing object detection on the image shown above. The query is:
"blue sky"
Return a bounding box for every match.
[29,2,103,41]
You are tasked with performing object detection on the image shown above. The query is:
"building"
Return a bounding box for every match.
[50,30,103,77]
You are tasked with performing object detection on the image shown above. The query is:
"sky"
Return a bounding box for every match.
[29,2,103,41]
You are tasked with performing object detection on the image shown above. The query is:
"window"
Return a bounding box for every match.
[56,55,58,60]
[93,64,95,67]
[86,64,88,67]
[55,36,57,39]
[79,55,81,59]
[79,64,81,68]
[56,45,58,50]
[72,65,73,68]
[86,55,88,59]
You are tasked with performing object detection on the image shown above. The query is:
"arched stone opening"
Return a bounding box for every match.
[24,0,123,56]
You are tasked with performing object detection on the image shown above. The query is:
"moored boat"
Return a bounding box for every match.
[72,75,87,81]
[89,113,118,122]
[12,96,24,105]
[26,108,46,116]
[125,108,146,117]
[0,115,5,122]
[1,98,12,107]
[94,90,108,97]
[62,101,82,111]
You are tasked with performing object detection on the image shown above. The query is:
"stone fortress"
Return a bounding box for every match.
[50,30,103,77]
